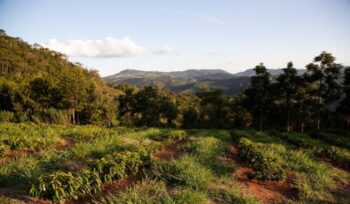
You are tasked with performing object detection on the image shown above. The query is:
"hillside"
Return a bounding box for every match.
[0,30,117,124]
[104,68,306,95]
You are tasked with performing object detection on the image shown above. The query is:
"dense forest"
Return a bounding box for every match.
[0,30,349,131]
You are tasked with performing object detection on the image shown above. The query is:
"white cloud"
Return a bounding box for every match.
[41,37,145,58]
[196,15,226,25]
[152,46,181,55]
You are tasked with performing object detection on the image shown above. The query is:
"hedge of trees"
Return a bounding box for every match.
[0,29,349,131]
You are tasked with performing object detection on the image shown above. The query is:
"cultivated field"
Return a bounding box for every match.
[0,123,349,203]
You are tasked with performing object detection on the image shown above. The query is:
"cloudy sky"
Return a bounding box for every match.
[1,0,350,76]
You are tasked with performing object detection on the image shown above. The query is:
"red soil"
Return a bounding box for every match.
[153,139,188,161]
[230,146,298,203]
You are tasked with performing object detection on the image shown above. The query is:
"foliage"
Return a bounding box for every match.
[153,155,214,190]
[236,137,285,181]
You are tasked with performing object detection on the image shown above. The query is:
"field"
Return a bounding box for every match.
[0,123,349,204]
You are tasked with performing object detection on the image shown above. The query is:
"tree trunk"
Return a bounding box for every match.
[259,110,263,131]
[287,101,290,132]
[72,109,76,125]
[301,122,304,133]
[347,117,350,129]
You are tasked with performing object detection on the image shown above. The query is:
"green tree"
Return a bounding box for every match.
[244,63,271,131]
[305,52,343,130]
[338,67,350,128]
[182,106,199,129]
[276,62,300,132]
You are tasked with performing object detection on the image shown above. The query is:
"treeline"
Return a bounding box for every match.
[0,30,349,131]
[115,52,349,131]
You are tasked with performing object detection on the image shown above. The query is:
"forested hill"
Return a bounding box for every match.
[0,30,117,125]
[104,68,306,95]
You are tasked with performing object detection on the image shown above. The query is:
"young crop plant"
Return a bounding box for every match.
[30,171,81,201]
[236,137,285,181]
[30,169,103,202]
[91,157,126,182]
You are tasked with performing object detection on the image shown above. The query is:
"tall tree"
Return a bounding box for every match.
[338,67,350,128]
[244,63,271,131]
[305,52,343,130]
[276,62,299,132]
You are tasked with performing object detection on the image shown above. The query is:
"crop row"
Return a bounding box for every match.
[30,145,160,202]
[234,136,285,181]
[271,131,350,170]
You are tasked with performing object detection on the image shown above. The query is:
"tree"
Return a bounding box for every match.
[160,97,178,127]
[305,52,343,130]
[196,89,230,129]
[338,67,350,128]
[244,63,271,131]
[276,62,299,132]
[182,106,199,129]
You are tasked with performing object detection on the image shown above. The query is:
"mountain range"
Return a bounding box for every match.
[104,68,306,95]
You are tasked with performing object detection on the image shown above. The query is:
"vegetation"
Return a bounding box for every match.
[0,123,348,203]
[0,30,349,203]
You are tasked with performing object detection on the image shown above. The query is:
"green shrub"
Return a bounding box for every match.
[237,137,285,181]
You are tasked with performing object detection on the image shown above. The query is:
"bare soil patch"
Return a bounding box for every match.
[230,146,298,203]
[153,139,189,161]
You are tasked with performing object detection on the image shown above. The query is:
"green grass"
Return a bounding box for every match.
[0,123,349,204]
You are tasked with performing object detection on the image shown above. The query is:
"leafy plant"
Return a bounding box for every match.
[237,137,285,181]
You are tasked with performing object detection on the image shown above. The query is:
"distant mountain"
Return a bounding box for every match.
[104,68,306,95]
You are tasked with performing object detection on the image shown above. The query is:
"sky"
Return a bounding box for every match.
[1,0,350,77]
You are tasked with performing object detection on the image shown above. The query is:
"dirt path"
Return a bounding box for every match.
[230,146,298,203]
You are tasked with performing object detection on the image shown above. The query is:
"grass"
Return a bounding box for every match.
[0,123,349,203]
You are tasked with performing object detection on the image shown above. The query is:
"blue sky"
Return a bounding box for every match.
[1,0,349,76]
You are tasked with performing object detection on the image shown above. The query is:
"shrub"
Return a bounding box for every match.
[237,137,285,181]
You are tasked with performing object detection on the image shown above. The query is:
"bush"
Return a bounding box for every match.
[237,137,285,181]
